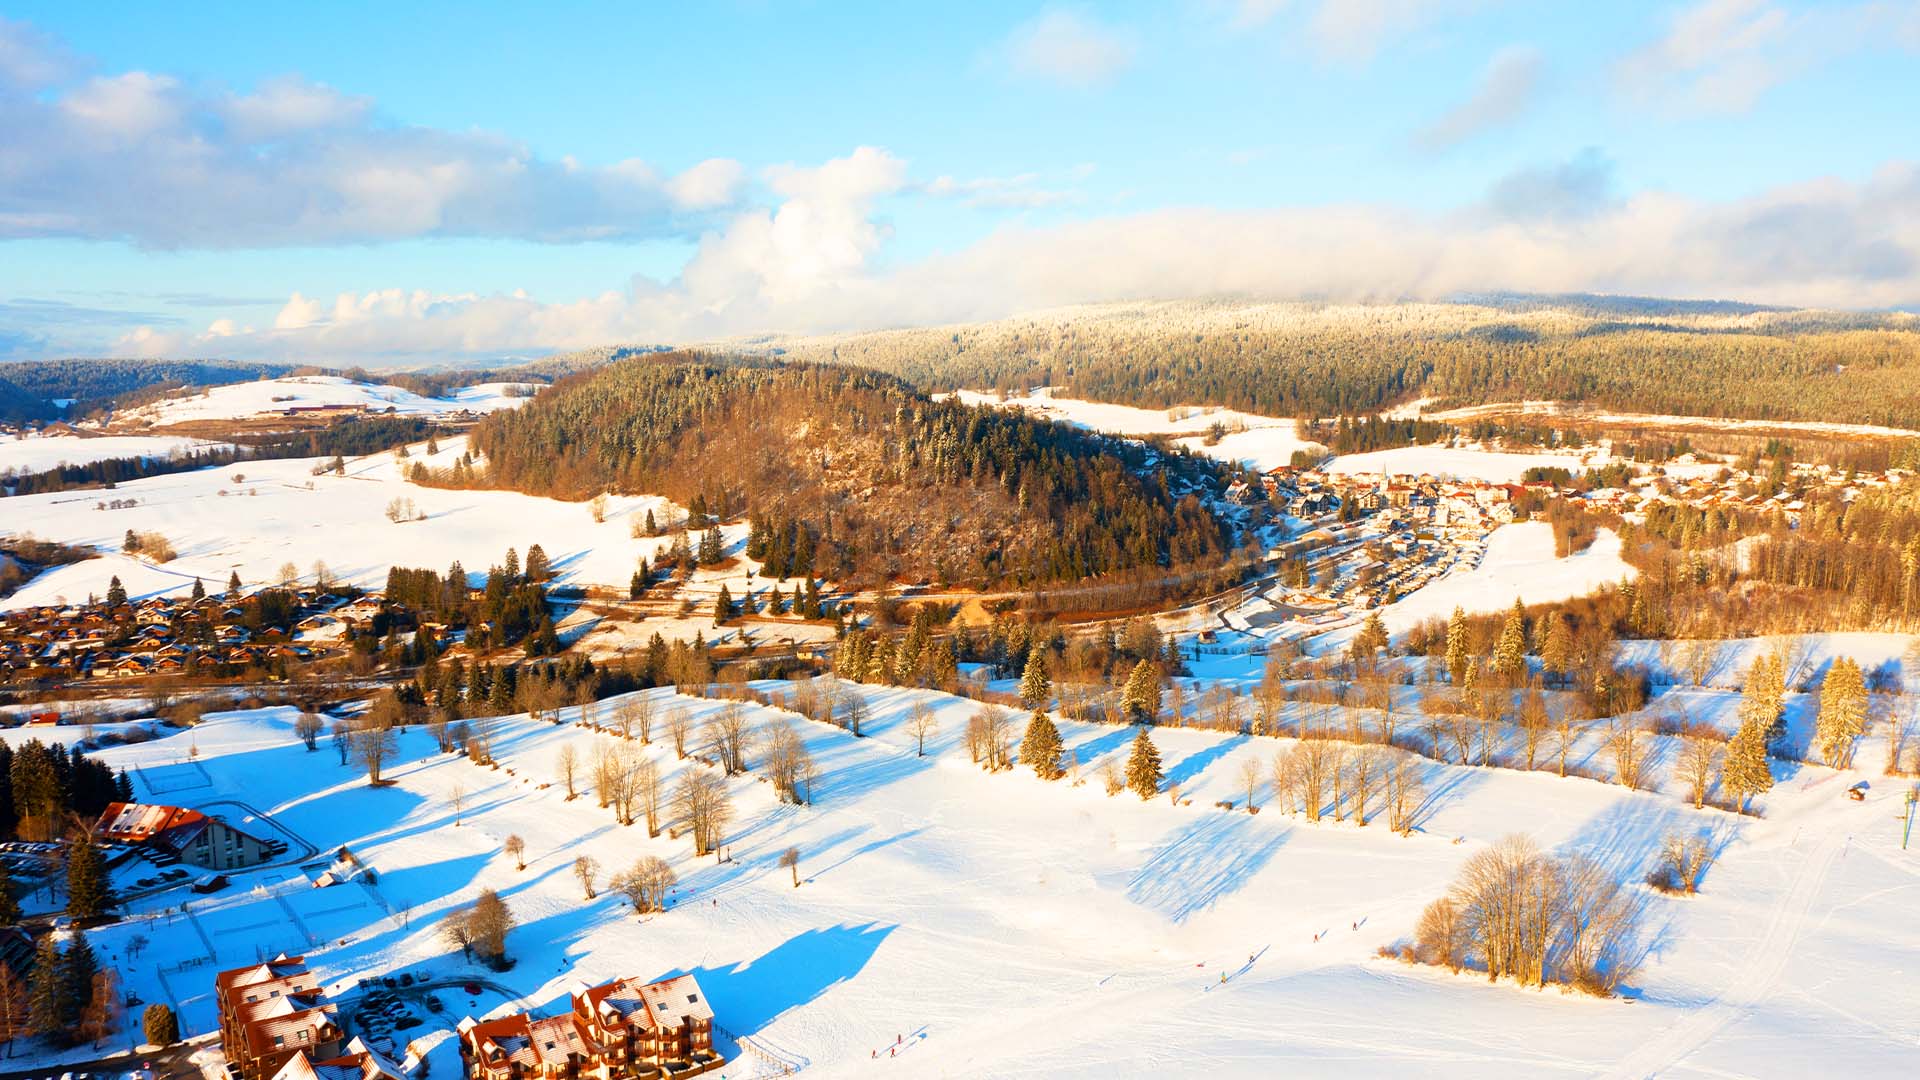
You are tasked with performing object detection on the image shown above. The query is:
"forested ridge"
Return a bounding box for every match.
[0,358,293,421]
[730,298,1920,428]
[460,355,1236,588]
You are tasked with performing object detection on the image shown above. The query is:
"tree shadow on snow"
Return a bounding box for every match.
[1123,812,1285,924]
[670,923,896,1034]
[1164,734,1248,790]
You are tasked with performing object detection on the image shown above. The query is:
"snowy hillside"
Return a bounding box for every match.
[0,436,691,609]
[0,432,231,476]
[56,672,1920,1079]
[1324,444,1605,484]
[116,375,536,427]
[945,388,1320,472]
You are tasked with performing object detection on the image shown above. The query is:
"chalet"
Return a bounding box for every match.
[457,974,722,1080]
[95,801,274,870]
[269,1039,405,1080]
[217,956,347,1080]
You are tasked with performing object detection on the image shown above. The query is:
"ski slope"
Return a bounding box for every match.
[1381,523,1637,632]
[1325,445,1603,484]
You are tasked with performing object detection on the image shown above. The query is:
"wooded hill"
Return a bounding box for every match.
[0,358,293,421]
[728,298,1920,429]
[460,355,1235,589]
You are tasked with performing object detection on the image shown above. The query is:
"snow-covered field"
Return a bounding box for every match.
[1325,445,1603,485]
[0,432,230,476]
[116,375,535,427]
[1380,523,1636,632]
[1416,400,1920,440]
[0,436,694,609]
[945,388,1320,472]
[47,670,1920,1079]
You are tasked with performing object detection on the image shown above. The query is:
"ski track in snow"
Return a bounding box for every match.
[1596,826,1847,1080]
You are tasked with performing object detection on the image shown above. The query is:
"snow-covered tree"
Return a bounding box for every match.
[1814,656,1868,768]
[1493,599,1527,682]
[1019,710,1065,780]
[1019,648,1052,710]
[1445,606,1471,684]
[1125,726,1162,800]
[1121,659,1161,724]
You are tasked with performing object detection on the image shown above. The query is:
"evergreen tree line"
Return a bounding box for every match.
[0,740,133,843]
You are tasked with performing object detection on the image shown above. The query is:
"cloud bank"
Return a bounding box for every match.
[0,18,742,247]
[113,151,1920,362]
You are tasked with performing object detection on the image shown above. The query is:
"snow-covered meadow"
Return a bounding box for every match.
[0,432,231,476]
[114,375,536,427]
[944,388,1320,472]
[0,436,697,609]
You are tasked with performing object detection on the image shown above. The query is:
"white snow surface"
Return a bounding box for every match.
[1325,445,1601,484]
[0,433,230,475]
[1383,522,1636,632]
[118,375,534,426]
[0,436,698,609]
[945,388,1320,472]
[43,676,1920,1079]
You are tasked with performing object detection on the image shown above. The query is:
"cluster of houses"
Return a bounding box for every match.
[217,955,402,1080]
[456,975,723,1080]
[1572,455,1913,525]
[1238,466,1543,531]
[213,956,725,1080]
[0,588,384,684]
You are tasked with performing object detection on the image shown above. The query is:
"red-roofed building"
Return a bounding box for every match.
[95,801,273,870]
[216,956,347,1080]
[457,974,721,1080]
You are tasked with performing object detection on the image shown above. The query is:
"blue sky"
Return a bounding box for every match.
[1,1,1916,364]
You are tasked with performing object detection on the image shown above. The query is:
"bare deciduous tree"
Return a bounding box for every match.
[666,705,692,759]
[1677,729,1724,809]
[675,770,731,858]
[1237,757,1262,814]
[906,701,938,756]
[708,703,754,775]
[611,856,677,914]
[556,744,579,800]
[780,846,801,887]
[447,778,467,825]
[574,855,598,899]
[504,834,526,871]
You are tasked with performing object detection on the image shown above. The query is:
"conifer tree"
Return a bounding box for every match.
[105,577,126,609]
[26,935,61,1038]
[1445,606,1470,684]
[699,525,724,565]
[644,508,657,536]
[1125,727,1163,800]
[1121,659,1162,724]
[503,547,520,582]
[60,930,97,1031]
[190,577,205,601]
[629,569,646,600]
[1019,710,1065,780]
[1350,610,1388,662]
[1493,599,1527,682]
[1540,613,1572,685]
[524,544,550,583]
[0,862,18,924]
[66,834,111,921]
[1019,648,1052,710]
[227,570,243,598]
[713,584,733,626]
[1739,654,1788,756]
[1723,714,1775,813]
[1814,656,1868,768]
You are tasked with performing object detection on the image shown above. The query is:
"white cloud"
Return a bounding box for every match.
[0,31,746,247]
[222,75,370,140]
[1413,45,1543,150]
[666,158,746,211]
[1002,9,1138,87]
[116,153,1920,363]
[924,172,1077,209]
[1615,0,1919,113]
[1232,0,1482,62]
